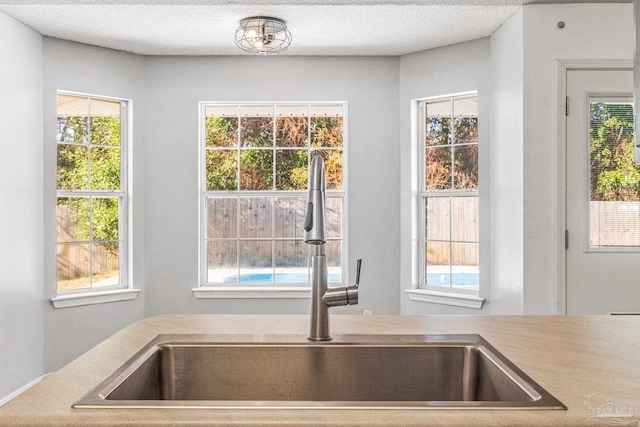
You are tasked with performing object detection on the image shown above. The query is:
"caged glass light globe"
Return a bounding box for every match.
[234,16,292,55]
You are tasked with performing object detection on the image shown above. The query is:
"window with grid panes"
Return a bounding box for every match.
[200,103,346,287]
[56,93,128,293]
[421,94,479,293]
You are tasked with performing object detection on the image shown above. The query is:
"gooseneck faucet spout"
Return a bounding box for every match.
[304,155,362,341]
[304,155,326,246]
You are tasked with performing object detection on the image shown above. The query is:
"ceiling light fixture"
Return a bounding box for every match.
[235,16,292,55]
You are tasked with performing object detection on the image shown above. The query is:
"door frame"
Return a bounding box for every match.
[556,59,633,315]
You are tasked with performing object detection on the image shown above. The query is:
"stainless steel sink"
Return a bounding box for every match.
[73,334,566,409]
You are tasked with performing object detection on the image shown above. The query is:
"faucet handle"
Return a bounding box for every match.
[322,258,362,307]
[352,258,362,288]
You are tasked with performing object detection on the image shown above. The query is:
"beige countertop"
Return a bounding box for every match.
[1,314,639,426]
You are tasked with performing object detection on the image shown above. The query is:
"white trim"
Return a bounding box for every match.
[405,289,485,309]
[192,286,311,299]
[50,288,141,309]
[0,374,48,407]
[556,59,634,315]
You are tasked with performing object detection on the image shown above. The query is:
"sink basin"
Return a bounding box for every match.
[73,334,565,409]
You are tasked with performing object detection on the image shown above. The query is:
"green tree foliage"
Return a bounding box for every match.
[425,116,478,191]
[590,103,638,201]
[57,115,121,254]
[205,114,344,191]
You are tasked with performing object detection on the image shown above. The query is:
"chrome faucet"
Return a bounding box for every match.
[304,155,362,341]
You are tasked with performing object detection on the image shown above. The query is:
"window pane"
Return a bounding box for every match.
[274,240,308,282]
[425,146,451,190]
[274,197,306,239]
[454,117,478,144]
[239,240,272,282]
[92,197,119,241]
[92,242,120,288]
[240,197,272,238]
[325,240,342,283]
[451,197,478,243]
[57,144,88,190]
[453,145,478,190]
[276,149,308,190]
[57,243,90,291]
[590,202,640,247]
[425,197,450,241]
[240,117,273,147]
[207,241,237,283]
[453,97,478,144]
[57,116,89,143]
[425,117,451,147]
[90,147,121,190]
[57,197,90,242]
[89,97,121,116]
[425,100,451,147]
[326,197,342,238]
[425,241,450,287]
[90,106,121,146]
[425,99,451,117]
[240,149,273,190]
[311,117,343,148]
[589,102,639,247]
[206,117,238,148]
[57,93,88,114]
[207,198,237,239]
[276,116,308,147]
[206,149,238,191]
[451,242,479,290]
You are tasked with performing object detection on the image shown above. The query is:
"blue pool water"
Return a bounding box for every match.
[224,272,342,283]
[425,272,479,289]
[223,272,478,289]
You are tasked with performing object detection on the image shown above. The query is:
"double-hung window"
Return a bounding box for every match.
[55,93,128,296]
[199,103,346,291]
[420,93,479,295]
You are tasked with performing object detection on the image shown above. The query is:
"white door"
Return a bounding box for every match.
[566,68,639,314]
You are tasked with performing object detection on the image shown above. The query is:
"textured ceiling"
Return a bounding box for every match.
[0,0,630,56]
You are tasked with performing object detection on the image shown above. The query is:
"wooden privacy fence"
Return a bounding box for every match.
[426,197,479,266]
[206,197,342,267]
[590,201,640,247]
[56,205,119,281]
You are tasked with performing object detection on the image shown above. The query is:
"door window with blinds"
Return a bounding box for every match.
[200,103,346,287]
[420,94,479,293]
[56,93,128,293]
[588,97,638,249]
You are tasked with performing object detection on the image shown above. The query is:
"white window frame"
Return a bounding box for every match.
[406,91,484,309]
[50,91,139,308]
[194,102,348,299]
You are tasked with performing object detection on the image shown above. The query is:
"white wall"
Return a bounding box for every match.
[0,11,44,400]
[42,38,146,371]
[142,56,400,317]
[488,8,525,314]
[399,38,494,314]
[522,4,633,314]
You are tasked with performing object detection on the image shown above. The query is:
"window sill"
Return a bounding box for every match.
[192,286,311,299]
[405,289,485,309]
[50,288,141,309]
